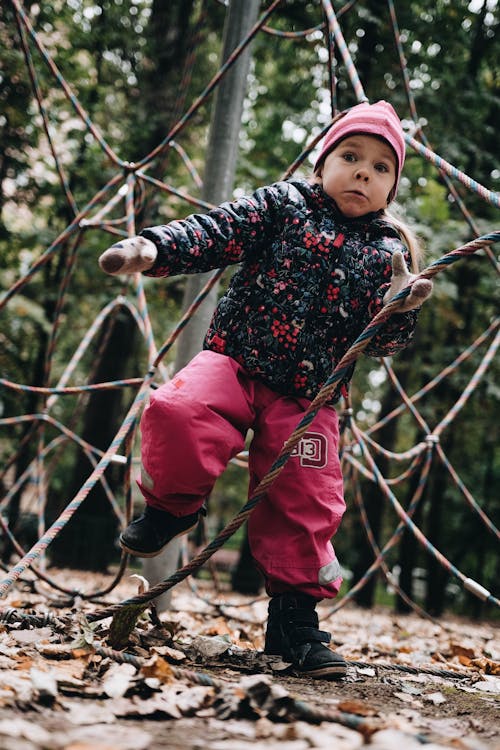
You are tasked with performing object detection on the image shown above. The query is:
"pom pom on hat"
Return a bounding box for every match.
[314,100,405,199]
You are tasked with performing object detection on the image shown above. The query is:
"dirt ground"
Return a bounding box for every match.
[0,571,498,749]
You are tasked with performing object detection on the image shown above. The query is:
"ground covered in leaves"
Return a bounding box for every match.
[0,569,499,749]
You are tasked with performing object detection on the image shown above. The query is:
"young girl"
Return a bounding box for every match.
[99,100,432,680]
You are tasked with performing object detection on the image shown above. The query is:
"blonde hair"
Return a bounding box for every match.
[379,207,423,272]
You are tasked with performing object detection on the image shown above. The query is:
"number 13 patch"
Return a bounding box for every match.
[291,432,328,468]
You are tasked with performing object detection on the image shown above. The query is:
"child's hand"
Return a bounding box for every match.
[383,251,433,312]
[98,236,157,275]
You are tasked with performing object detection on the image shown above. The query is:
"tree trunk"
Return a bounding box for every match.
[424,439,453,617]
[395,461,426,614]
[47,1,201,571]
[50,310,138,570]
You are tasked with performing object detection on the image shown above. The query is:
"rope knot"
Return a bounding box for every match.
[340,407,354,417]
[425,434,440,445]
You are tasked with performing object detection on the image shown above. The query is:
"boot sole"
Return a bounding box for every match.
[297,663,347,679]
[119,521,198,558]
[265,653,347,680]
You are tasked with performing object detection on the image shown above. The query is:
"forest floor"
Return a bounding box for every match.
[0,568,499,750]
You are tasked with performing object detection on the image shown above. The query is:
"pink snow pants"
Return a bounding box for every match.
[138,351,346,599]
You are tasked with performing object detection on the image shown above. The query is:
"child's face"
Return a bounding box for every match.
[319,134,397,217]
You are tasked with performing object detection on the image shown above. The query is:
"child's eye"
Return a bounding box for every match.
[342,152,356,162]
[376,163,390,173]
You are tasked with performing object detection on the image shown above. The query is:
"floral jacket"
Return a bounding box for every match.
[142,179,418,403]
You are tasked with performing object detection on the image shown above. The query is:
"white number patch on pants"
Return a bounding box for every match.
[291,431,328,468]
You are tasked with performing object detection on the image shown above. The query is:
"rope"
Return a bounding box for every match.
[2,0,498,637]
[135,0,285,170]
[332,439,432,614]
[11,0,121,166]
[349,463,442,625]
[406,136,500,209]
[52,641,477,695]
[15,10,77,215]
[346,418,500,609]
[0,172,123,310]
[368,320,499,434]
[1,234,496,605]
[320,0,367,103]
[386,0,493,255]
[346,659,471,680]
[0,377,152,597]
[74,231,498,622]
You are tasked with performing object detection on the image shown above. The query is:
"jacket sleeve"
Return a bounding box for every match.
[364,234,419,358]
[140,185,282,278]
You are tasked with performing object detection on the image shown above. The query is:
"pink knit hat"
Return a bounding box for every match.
[314,100,405,199]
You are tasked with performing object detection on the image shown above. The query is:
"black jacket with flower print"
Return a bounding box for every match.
[142,179,419,403]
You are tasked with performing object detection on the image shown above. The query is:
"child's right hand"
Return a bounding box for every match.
[98,236,157,275]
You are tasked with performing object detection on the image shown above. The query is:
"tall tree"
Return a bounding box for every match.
[48,0,221,569]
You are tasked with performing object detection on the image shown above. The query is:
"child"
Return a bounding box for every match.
[99,100,432,680]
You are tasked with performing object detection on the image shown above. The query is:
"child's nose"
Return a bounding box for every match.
[355,166,369,181]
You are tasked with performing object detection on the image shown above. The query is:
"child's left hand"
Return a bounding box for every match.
[383,251,433,312]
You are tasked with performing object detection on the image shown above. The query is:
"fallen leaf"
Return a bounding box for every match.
[10,627,52,644]
[35,656,88,685]
[423,691,446,705]
[174,685,214,715]
[30,667,58,699]
[472,675,500,694]
[13,654,35,671]
[0,718,52,744]
[113,693,182,718]
[470,657,500,675]
[337,699,378,717]
[129,574,149,593]
[60,722,152,749]
[204,618,232,637]
[101,662,137,698]
[293,720,365,749]
[393,691,423,707]
[140,653,174,683]
[355,666,376,677]
[151,644,186,662]
[450,642,476,659]
[369,728,427,748]
[61,700,118,725]
[191,634,232,658]
[0,670,36,703]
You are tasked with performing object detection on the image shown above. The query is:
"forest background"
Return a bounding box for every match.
[0,0,498,622]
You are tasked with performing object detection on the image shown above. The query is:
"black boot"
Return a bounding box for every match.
[119,504,205,557]
[264,593,347,679]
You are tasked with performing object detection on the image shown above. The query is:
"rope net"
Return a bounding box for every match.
[0,0,498,628]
